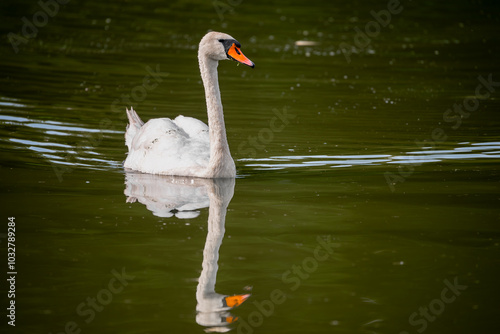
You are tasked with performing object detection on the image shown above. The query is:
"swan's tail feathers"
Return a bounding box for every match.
[126,107,144,127]
[125,107,144,150]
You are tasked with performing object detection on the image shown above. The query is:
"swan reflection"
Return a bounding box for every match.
[124,172,250,332]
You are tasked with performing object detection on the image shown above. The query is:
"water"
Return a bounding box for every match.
[1,0,500,333]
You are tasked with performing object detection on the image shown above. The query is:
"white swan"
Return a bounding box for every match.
[124,32,254,178]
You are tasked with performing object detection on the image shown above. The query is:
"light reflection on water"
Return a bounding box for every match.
[0,114,121,135]
[240,142,500,171]
[0,104,123,170]
[2,107,499,174]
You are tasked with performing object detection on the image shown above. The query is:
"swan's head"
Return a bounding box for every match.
[199,31,255,68]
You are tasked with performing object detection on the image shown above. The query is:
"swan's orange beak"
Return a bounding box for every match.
[225,315,239,324]
[224,293,251,308]
[227,44,255,68]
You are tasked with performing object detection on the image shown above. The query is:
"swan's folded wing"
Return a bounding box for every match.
[124,117,210,174]
[130,118,185,151]
[173,115,209,142]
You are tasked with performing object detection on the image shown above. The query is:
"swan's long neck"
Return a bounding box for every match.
[199,55,231,174]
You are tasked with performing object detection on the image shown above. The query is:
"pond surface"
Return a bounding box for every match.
[1,0,500,333]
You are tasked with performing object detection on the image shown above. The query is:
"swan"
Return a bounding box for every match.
[124,31,255,178]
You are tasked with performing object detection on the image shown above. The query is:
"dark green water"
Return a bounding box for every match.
[1,0,500,333]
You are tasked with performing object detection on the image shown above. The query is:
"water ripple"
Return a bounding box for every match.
[0,114,121,134]
[2,105,499,174]
[239,142,500,170]
[1,110,123,172]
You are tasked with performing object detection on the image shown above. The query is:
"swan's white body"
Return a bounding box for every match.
[124,32,254,178]
[124,111,213,176]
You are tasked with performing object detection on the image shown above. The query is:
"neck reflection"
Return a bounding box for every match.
[124,173,250,332]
